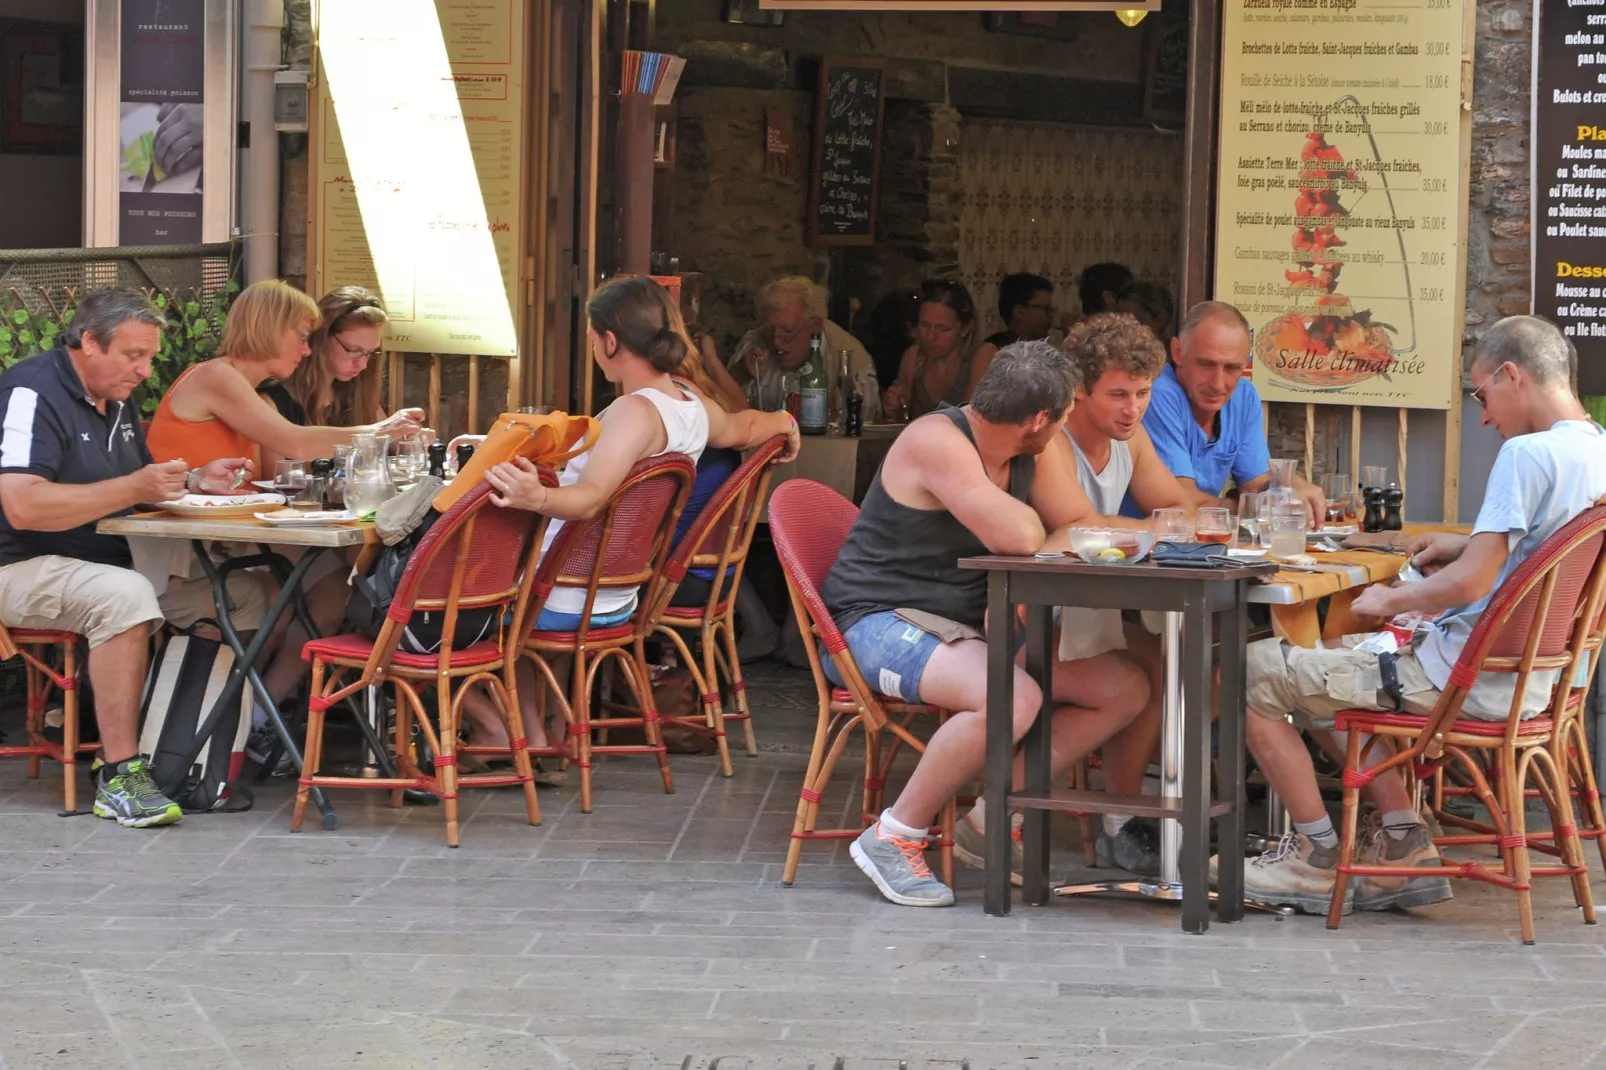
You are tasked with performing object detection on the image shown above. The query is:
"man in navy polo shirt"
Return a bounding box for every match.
[0,289,251,828]
[1133,301,1325,523]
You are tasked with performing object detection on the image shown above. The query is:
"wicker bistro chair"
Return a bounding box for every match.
[647,436,788,776]
[769,479,958,889]
[1326,504,1606,944]
[291,481,550,846]
[0,624,97,812]
[514,453,695,814]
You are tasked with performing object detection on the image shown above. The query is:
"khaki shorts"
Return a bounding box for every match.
[157,570,270,634]
[1245,634,1441,731]
[0,556,164,648]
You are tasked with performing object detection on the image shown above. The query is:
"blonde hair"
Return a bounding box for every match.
[279,286,388,426]
[758,276,828,320]
[219,280,321,364]
[663,298,724,407]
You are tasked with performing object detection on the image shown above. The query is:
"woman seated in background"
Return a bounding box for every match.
[146,279,425,754]
[880,279,987,421]
[259,285,404,472]
[458,275,799,753]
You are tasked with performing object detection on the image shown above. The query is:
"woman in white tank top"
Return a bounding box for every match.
[463,276,800,751]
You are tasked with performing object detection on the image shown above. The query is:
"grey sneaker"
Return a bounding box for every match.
[952,813,1024,886]
[849,822,955,907]
[92,758,182,828]
[1235,832,1352,915]
[1354,821,1453,911]
[1095,818,1162,877]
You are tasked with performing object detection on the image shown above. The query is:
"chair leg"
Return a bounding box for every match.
[631,638,674,795]
[438,676,461,847]
[390,679,412,808]
[1569,718,1606,871]
[717,617,758,758]
[25,662,42,782]
[61,647,80,815]
[575,653,595,814]
[1326,729,1365,930]
[1501,749,1537,945]
[937,795,956,891]
[498,672,541,827]
[701,622,733,777]
[291,660,326,833]
[783,692,840,886]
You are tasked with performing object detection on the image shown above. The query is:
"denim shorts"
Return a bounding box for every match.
[533,604,635,632]
[823,610,944,703]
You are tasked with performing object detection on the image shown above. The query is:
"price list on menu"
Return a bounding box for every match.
[311,0,525,358]
[1214,0,1466,410]
[1533,2,1606,394]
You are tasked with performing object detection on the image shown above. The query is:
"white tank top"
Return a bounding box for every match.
[1058,425,1133,662]
[1064,426,1133,515]
[540,382,710,618]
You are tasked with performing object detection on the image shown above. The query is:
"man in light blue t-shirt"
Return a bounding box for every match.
[1226,316,1606,917]
[1126,302,1324,523]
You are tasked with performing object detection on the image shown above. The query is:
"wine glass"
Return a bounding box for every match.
[393,433,427,484]
[1321,473,1352,527]
[1196,507,1233,545]
[1237,492,1263,548]
[1153,508,1194,543]
[273,459,307,503]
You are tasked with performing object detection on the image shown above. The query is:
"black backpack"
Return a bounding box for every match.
[344,509,498,654]
[137,629,253,813]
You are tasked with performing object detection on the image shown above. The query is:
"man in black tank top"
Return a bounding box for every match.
[820,341,1152,907]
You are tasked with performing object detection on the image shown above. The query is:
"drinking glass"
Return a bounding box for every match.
[1196,507,1234,545]
[1153,508,1194,542]
[1362,465,1389,490]
[1321,473,1352,526]
[392,433,427,483]
[1267,513,1308,558]
[1237,492,1263,548]
[273,459,308,505]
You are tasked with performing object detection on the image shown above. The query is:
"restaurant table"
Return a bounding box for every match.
[761,424,901,517]
[96,513,378,829]
[959,553,1277,932]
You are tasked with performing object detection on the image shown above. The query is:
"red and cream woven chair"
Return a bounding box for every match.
[769,479,958,889]
[0,623,96,812]
[648,436,788,776]
[1326,503,1606,944]
[291,481,548,846]
[514,453,695,813]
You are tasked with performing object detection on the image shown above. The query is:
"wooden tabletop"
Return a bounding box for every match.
[959,554,1279,582]
[1250,523,1471,606]
[97,512,375,548]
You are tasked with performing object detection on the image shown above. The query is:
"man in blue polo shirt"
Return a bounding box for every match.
[0,289,251,828]
[1133,301,1324,523]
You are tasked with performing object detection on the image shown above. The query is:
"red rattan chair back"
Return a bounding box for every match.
[1439,504,1606,728]
[652,436,787,617]
[769,479,859,656]
[525,453,696,634]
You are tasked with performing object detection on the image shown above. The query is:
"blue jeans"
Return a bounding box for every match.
[823,611,944,703]
[533,605,634,631]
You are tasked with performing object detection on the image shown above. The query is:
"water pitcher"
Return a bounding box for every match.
[344,433,395,516]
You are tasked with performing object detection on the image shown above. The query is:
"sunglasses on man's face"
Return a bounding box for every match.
[1470,364,1506,409]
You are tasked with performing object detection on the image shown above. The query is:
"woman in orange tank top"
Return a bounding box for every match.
[146,279,424,475]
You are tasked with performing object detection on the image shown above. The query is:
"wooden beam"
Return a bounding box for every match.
[1177,0,1221,312]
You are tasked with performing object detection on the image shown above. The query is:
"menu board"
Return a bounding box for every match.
[808,58,885,247]
[311,0,524,357]
[1214,0,1466,410]
[1533,2,1606,395]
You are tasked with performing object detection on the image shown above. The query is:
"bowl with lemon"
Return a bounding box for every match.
[1065,528,1155,565]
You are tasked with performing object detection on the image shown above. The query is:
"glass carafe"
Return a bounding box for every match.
[343,433,395,516]
[1266,458,1304,515]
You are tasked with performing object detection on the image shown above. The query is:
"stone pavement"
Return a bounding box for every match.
[1,664,1605,1070]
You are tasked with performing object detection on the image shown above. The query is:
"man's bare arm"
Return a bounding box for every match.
[0,464,186,532]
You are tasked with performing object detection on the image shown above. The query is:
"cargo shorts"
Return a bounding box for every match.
[1245,634,1441,732]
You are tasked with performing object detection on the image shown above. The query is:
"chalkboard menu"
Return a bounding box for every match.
[808,57,885,247]
[1533,2,1606,394]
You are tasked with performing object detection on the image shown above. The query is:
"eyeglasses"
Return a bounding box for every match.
[1026,301,1055,313]
[334,334,382,361]
[1470,364,1506,409]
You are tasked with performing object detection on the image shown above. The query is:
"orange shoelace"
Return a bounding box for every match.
[883,832,935,879]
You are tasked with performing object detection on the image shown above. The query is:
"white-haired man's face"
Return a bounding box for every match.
[766,299,821,368]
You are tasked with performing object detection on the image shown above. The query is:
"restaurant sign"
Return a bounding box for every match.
[759,2,1157,10]
[311,0,526,358]
[118,0,206,245]
[1214,0,1467,410]
[1532,1,1606,395]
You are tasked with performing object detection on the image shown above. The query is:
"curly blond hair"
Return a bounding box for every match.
[1059,312,1165,392]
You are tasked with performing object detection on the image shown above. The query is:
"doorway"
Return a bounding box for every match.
[0,0,86,248]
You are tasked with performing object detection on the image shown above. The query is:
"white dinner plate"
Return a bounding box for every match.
[154,493,286,519]
[1227,548,1267,559]
[253,509,357,527]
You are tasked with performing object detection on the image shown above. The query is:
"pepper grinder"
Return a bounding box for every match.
[1362,486,1386,533]
[308,458,335,510]
[1382,484,1404,531]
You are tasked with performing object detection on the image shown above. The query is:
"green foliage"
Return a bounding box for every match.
[0,280,240,415]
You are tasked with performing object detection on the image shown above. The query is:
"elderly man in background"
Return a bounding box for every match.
[728,276,880,420]
[0,289,254,828]
[1131,301,1324,523]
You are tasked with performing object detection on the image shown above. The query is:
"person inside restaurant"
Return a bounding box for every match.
[727,275,880,420]
[820,340,1151,906]
[1114,279,1176,346]
[1134,301,1325,524]
[862,289,920,395]
[984,272,1056,351]
[146,279,428,742]
[460,276,799,754]
[1078,262,1134,317]
[0,290,257,828]
[881,280,988,422]
[1229,315,1606,915]
[1043,313,1198,877]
